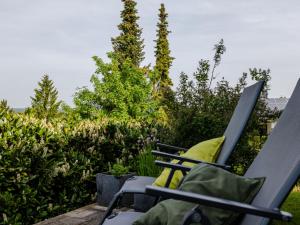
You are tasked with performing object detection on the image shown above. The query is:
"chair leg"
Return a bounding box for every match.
[98,192,123,225]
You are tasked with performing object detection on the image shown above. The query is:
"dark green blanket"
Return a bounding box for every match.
[133,164,264,225]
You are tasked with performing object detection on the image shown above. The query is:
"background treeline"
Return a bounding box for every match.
[0,0,278,224]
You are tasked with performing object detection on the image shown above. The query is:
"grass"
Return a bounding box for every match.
[273,190,300,225]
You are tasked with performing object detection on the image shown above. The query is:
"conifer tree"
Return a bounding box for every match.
[0,99,13,113]
[29,74,61,121]
[111,0,145,66]
[153,4,174,99]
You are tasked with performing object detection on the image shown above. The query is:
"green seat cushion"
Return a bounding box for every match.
[134,164,265,225]
[153,136,225,189]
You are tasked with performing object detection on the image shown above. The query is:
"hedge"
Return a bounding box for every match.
[0,110,157,224]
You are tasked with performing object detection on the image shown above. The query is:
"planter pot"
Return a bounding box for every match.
[96,172,135,206]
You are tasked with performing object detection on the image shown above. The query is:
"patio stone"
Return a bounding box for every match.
[34,204,106,225]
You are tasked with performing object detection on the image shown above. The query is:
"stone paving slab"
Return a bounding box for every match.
[34,204,106,225]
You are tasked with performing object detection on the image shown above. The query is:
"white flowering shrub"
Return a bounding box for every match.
[0,110,159,224]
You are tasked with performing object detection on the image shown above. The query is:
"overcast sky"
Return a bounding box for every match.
[1,0,300,107]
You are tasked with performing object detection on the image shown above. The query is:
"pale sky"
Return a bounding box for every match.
[1,0,300,107]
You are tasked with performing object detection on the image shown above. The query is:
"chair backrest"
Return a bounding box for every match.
[217,81,264,164]
[241,79,300,225]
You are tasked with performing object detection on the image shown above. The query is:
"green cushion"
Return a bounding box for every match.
[153,136,225,189]
[134,164,265,225]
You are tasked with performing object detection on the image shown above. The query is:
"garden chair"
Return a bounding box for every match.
[101,79,300,225]
[99,80,264,224]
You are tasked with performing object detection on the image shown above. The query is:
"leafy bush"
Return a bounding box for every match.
[0,110,160,224]
[108,160,129,177]
[0,111,67,224]
[161,60,277,173]
[73,53,160,122]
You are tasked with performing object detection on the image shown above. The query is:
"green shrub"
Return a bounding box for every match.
[162,66,277,173]
[73,53,160,122]
[0,111,160,224]
[108,160,129,177]
[0,111,67,224]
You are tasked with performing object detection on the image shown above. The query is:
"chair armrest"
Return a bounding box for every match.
[145,186,292,222]
[152,151,231,170]
[155,160,192,172]
[156,142,188,153]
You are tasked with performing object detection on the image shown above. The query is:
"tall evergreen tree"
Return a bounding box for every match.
[153,3,174,98]
[29,74,61,121]
[111,0,145,66]
[0,99,13,113]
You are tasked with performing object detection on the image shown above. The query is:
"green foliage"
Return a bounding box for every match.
[73,53,159,121]
[161,41,276,173]
[249,68,271,98]
[0,110,161,224]
[225,68,277,173]
[111,0,145,66]
[171,68,275,171]
[0,99,13,114]
[272,191,300,225]
[135,145,161,177]
[0,111,67,224]
[209,39,226,88]
[27,75,61,122]
[108,159,129,177]
[152,4,174,100]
